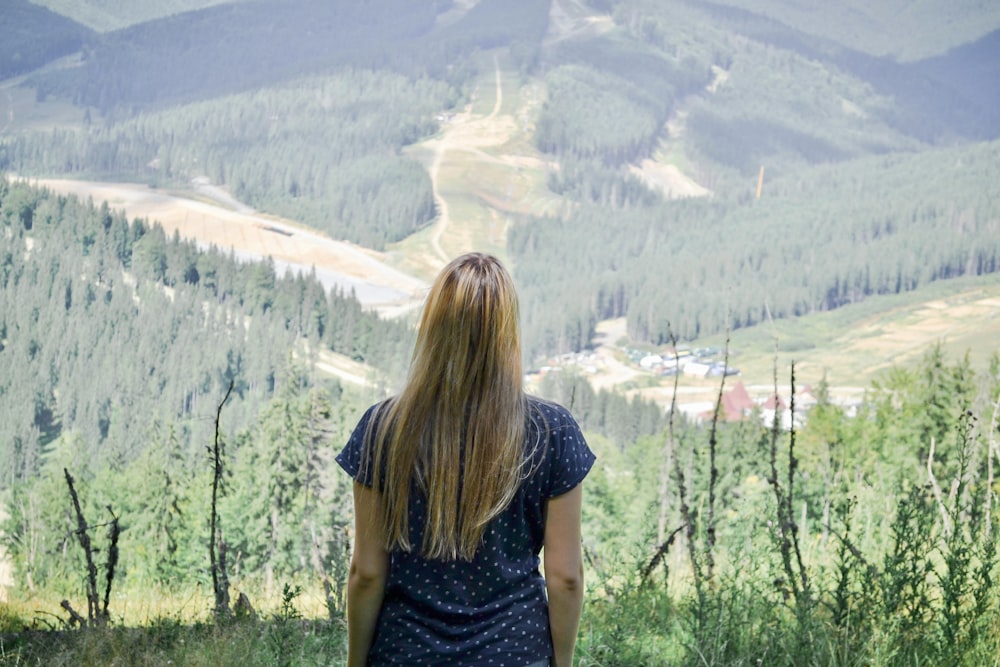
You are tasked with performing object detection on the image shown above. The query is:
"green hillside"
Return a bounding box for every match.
[3,3,1000,663]
[4,0,999,363]
[27,0,253,33]
[699,273,1000,389]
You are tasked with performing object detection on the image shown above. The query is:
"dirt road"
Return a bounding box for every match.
[425,55,508,264]
[28,177,428,315]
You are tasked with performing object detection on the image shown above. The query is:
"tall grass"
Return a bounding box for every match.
[3,379,999,665]
[1,615,346,666]
[0,583,346,666]
[575,379,1000,666]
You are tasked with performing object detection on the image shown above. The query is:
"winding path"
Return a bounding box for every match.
[427,53,504,265]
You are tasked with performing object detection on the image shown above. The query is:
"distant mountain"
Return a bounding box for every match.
[26,0,255,33]
[28,0,445,112]
[21,0,547,114]
[696,0,1000,142]
[699,0,1000,61]
[3,0,1000,358]
[0,0,92,80]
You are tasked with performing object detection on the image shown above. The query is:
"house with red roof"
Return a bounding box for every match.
[699,380,756,422]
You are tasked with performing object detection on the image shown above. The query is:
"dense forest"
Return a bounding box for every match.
[4,70,450,248]
[507,0,1000,356]
[0,178,673,590]
[2,0,550,250]
[0,1,91,80]
[6,0,997,358]
[2,1,1000,663]
[512,139,1000,356]
[0,180,414,487]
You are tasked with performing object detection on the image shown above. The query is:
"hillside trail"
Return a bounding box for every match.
[412,0,709,391]
[415,0,615,271]
[427,53,505,266]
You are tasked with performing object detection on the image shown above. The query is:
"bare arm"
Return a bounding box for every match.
[347,481,389,667]
[543,483,585,667]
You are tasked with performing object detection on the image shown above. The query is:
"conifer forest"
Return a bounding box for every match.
[2,0,1000,664]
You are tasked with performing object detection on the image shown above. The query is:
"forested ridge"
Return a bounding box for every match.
[0,179,414,488]
[0,3,91,81]
[4,0,999,357]
[512,140,1000,355]
[5,71,450,249]
[2,3,1000,662]
[511,0,1000,357]
[3,0,549,250]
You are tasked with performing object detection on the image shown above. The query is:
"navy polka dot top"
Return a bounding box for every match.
[337,395,595,667]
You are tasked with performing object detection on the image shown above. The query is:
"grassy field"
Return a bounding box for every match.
[699,273,1000,388]
[395,49,564,277]
[598,275,1000,413]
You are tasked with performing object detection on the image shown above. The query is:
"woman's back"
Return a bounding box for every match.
[338,397,593,666]
[339,253,593,667]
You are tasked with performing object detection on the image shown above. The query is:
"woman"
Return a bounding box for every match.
[337,253,594,667]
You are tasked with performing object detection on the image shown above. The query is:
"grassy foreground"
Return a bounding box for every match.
[3,589,998,666]
[0,616,347,666]
[1,583,348,666]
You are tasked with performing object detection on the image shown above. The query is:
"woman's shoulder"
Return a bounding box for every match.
[524,395,595,496]
[338,398,395,475]
[526,394,579,429]
[356,397,395,428]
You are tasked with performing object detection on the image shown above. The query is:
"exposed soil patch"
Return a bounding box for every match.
[630,160,710,198]
[28,177,428,316]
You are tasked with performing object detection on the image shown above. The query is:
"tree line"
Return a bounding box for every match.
[3,0,552,250]
[3,70,451,249]
[0,179,413,490]
[512,139,1000,358]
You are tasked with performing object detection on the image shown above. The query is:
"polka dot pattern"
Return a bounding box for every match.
[337,396,595,666]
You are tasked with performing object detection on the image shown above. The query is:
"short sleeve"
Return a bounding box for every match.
[336,403,380,487]
[543,404,596,499]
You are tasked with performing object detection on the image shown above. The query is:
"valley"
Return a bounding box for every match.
[3,3,1000,661]
[7,0,998,412]
[24,0,1000,410]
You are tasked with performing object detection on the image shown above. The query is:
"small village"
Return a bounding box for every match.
[529,341,866,431]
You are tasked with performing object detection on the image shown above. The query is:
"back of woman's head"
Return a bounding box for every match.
[412,252,521,401]
[370,253,527,560]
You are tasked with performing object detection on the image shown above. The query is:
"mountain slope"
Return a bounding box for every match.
[3,0,999,366]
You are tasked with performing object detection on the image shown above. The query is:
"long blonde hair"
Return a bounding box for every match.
[365,253,527,560]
